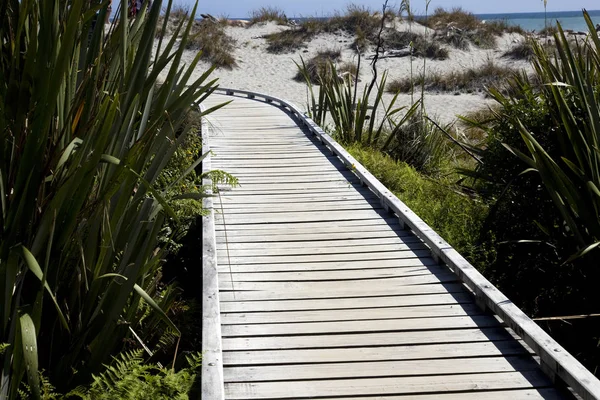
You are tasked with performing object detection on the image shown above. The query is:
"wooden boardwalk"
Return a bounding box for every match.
[201,92,596,399]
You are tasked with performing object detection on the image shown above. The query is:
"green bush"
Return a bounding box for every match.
[346,143,486,258]
[461,12,600,331]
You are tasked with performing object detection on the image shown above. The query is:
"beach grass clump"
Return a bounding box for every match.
[186,19,237,68]
[425,7,518,49]
[326,4,383,37]
[338,61,359,78]
[248,6,288,26]
[381,30,449,59]
[387,60,516,94]
[293,50,342,84]
[264,28,314,53]
[502,40,536,60]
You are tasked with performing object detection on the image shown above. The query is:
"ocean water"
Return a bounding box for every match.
[477,10,600,32]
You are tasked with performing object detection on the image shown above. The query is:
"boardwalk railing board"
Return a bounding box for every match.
[200,104,225,400]
[209,87,600,400]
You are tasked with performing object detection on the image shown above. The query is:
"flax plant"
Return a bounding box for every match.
[296,59,419,151]
[496,11,600,260]
[0,0,224,396]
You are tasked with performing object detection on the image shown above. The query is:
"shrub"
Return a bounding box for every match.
[460,13,600,373]
[186,19,237,68]
[248,6,288,26]
[346,143,486,258]
[293,50,342,84]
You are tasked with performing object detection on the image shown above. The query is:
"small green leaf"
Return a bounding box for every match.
[19,313,40,400]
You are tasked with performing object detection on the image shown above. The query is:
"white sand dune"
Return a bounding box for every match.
[171,20,533,124]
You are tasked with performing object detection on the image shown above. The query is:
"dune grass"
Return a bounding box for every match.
[264,29,314,53]
[293,50,342,84]
[424,7,525,49]
[387,60,516,94]
[186,19,237,68]
[264,5,393,54]
[502,40,536,60]
[248,6,288,26]
[383,30,449,59]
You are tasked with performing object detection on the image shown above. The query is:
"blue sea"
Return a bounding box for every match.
[477,10,600,32]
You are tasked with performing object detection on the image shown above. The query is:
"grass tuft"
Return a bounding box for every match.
[383,30,449,59]
[293,50,342,84]
[502,40,536,60]
[186,20,237,69]
[424,7,523,49]
[264,29,313,54]
[264,5,393,54]
[387,60,516,94]
[248,6,289,26]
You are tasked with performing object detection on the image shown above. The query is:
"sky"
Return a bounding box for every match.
[191,1,600,18]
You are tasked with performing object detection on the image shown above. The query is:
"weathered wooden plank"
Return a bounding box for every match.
[223,341,531,365]
[224,371,551,399]
[219,282,467,302]
[221,327,512,351]
[216,194,380,204]
[216,249,436,265]
[218,202,381,213]
[220,292,474,312]
[219,272,458,291]
[215,219,402,232]
[216,242,427,257]
[217,265,446,282]
[216,258,440,273]
[214,231,409,243]
[215,236,421,248]
[223,356,540,381]
[221,315,501,336]
[263,389,564,400]
[220,304,482,325]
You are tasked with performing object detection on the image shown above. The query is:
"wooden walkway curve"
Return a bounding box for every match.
[201,90,600,400]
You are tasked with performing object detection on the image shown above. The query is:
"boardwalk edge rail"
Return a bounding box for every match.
[200,103,225,400]
[203,87,600,400]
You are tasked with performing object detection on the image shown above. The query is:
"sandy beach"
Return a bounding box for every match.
[167,18,533,124]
